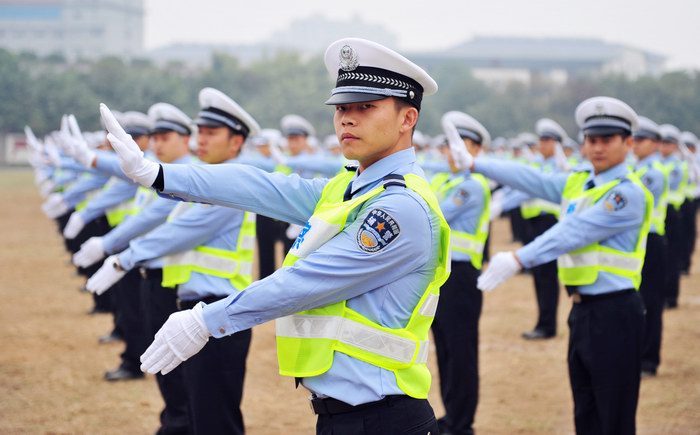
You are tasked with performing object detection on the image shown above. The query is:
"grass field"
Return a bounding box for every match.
[1,169,699,434]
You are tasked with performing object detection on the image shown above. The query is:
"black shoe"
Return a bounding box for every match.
[98,332,123,344]
[87,307,110,315]
[104,367,144,382]
[522,329,555,340]
[641,369,657,378]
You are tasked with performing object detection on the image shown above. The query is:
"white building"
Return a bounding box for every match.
[0,0,143,60]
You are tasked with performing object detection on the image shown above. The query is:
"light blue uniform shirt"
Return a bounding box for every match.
[157,148,442,405]
[286,154,345,177]
[77,177,138,224]
[475,159,647,295]
[61,173,110,208]
[438,172,487,264]
[635,153,665,235]
[661,155,683,192]
[101,155,195,255]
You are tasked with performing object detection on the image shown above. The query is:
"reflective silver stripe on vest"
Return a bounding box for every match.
[558,251,642,271]
[419,293,439,317]
[276,315,429,364]
[241,235,256,250]
[162,250,250,276]
[450,235,484,254]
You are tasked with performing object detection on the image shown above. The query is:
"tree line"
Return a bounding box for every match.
[3,49,700,140]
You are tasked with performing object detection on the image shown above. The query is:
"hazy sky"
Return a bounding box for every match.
[144,0,700,70]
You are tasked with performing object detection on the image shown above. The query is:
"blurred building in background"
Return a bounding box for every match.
[412,36,666,88]
[0,0,144,60]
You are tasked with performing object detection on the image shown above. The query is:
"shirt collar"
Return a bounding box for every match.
[591,161,630,187]
[351,147,416,192]
[636,153,659,168]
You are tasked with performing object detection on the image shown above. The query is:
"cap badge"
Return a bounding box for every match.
[594,103,605,115]
[339,45,359,71]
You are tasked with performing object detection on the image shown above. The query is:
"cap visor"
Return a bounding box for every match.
[325,93,388,105]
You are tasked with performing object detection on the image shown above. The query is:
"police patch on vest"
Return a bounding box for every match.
[452,189,469,206]
[604,190,627,211]
[357,209,400,253]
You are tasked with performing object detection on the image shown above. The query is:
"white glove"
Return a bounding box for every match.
[39,179,57,198]
[73,237,105,268]
[67,114,96,168]
[85,255,126,295]
[63,212,86,239]
[286,223,303,240]
[41,193,69,218]
[477,251,522,292]
[100,103,159,186]
[140,303,210,375]
[24,126,43,152]
[44,139,62,167]
[441,112,474,172]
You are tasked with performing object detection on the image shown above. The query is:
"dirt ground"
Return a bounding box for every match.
[1,168,699,434]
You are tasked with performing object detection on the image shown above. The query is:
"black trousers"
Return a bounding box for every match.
[509,207,526,243]
[256,214,286,279]
[523,214,560,335]
[680,199,698,273]
[664,207,683,306]
[140,270,190,435]
[431,261,482,435]
[568,291,644,435]
[640,234,667,374]
[182,324,252,435]
[115,269,148,373]
[315,396,439,435]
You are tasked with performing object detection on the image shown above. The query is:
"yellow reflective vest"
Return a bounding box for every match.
[275,169,451,399]
[557,171,652,289]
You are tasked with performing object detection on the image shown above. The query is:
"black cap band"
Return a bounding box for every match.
[539,131,562,142]
[633,129,661,141]
[195,107,250,137]
[456,127,482,144]
[125,126,151,137]
[326,66,424,110]
[151,119,191,135]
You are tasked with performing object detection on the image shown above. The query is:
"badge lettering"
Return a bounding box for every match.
[357,208,401,253]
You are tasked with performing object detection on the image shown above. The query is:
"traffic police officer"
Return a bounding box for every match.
[100,37,449,435]
[632,116,668,377]
[475,97,650,435]
[518,118,569,340]
[88,88,259,435]
[74,104,193,381]
[658,124,685,308]
[431,111,491,435]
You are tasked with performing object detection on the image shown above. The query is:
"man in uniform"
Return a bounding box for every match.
[99,37,449,435]
[87,88,259,434]
[517,118,569,340]
[431,111,491,435]
[631,116,668,377]
[475,97,650,435]
[72,103,194,381]
[658,124,685,308]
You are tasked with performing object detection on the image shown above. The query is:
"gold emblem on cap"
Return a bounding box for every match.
[339,45,359,72]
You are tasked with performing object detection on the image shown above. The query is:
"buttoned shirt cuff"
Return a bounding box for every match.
[202,297,238,338]
[515,245,538,270]
[117,249,136,271]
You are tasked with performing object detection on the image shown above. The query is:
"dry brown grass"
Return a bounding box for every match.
[1,169,699,434]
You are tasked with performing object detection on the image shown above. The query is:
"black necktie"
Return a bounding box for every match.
[585,179,595,190]
[343,181,354,201]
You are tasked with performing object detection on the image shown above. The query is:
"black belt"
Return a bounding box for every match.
[310,395,412,415]
[177,295,226,311]
[139,267,162,280]
[570,289,635,304]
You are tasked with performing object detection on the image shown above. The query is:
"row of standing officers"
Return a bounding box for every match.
[28,37,699,435]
